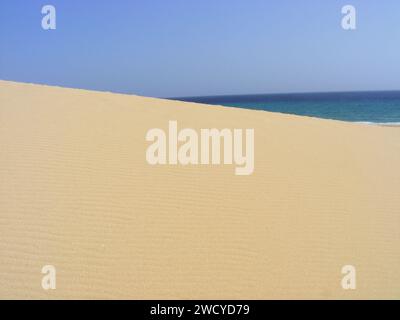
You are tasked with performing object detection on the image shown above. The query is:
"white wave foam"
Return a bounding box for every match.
[354,121,400,126]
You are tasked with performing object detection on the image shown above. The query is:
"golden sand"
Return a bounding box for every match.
[0,80,399,299]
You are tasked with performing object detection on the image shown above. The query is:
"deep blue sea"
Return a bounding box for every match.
[174,91,400,124]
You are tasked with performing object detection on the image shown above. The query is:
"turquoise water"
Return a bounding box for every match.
[174,91,400,124]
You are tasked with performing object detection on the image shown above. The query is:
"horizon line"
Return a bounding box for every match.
[171,89,400,100]
[1,78,400,101]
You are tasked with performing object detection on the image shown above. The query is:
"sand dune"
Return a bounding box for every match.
[0,80,399,299]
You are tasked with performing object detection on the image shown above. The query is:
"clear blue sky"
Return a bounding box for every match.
[1,0,399,97]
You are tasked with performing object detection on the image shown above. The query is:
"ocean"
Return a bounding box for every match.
[173,91,400,125]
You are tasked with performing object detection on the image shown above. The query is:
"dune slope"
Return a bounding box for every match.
[0,80,399,299]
